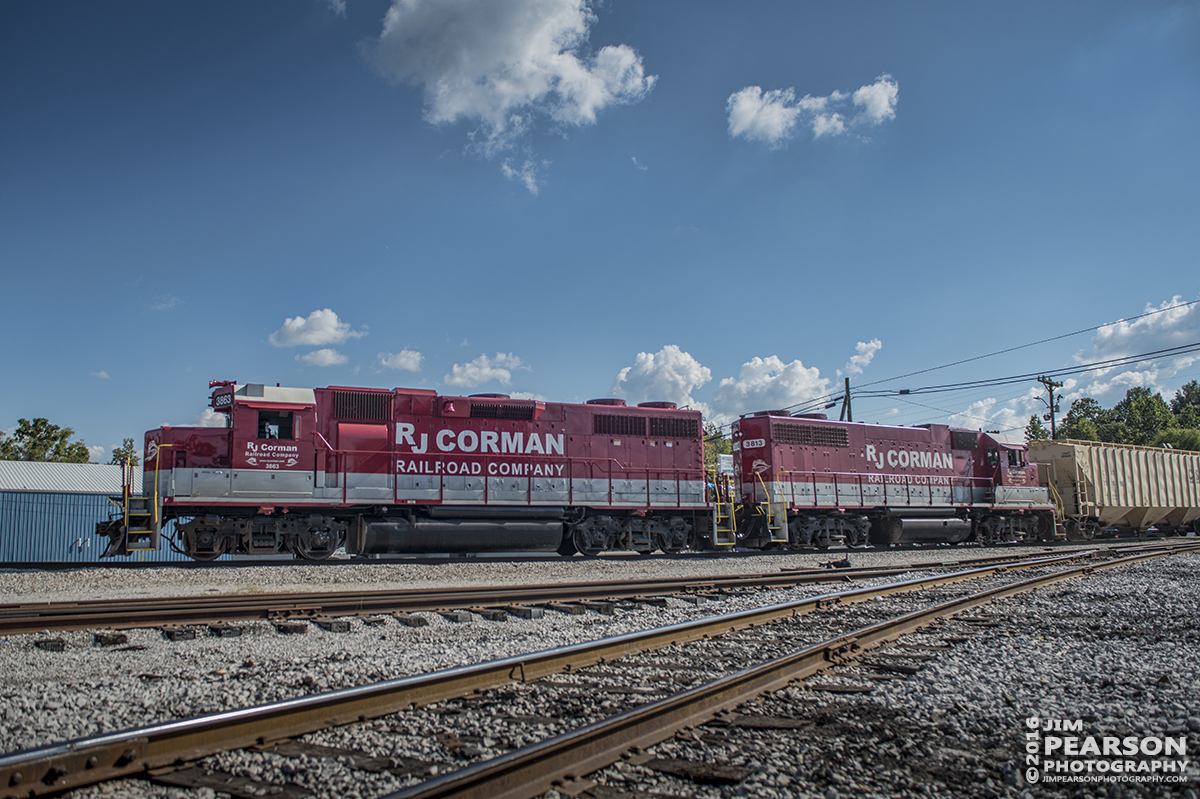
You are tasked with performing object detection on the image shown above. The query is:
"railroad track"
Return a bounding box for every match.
[0,547,1118,636]
[4,542,1195,798]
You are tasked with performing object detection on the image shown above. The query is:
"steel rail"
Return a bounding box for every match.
[0,547,1121,635]
[386,545,1194,799]
[0,549,1117,798]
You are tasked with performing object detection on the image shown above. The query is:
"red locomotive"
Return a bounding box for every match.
[100,381,708,560]
[98,381,1054,560]
[730,412,1054,548]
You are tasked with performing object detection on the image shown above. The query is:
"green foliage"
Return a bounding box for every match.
[1112,387,1175,446]
[109,438,140,467]
[1058,387,1178,446]
[1025,415,1049,443]
[1153,428,1200,452]
[704,422,732,471]
[1060,398,1104,441]
[1171,380,1200,429]
[0,418,90,463]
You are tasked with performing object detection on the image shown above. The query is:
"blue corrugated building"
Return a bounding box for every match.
[0,461,189,563]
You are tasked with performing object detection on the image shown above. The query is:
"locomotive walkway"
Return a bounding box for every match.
[2,541,1195,798]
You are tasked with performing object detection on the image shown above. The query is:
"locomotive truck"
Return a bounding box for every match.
[97,380,1056,560]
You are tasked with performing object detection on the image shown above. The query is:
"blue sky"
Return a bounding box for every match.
[2,0,1199,460]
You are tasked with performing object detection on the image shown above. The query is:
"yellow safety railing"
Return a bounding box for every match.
[754,471,787,542]
[709,468,737,545]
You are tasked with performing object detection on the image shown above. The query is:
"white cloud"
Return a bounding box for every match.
[853,77,900,123]
[445,353,529,388]
[371,0,655,189]
[269,309,367,347]
[501,158,543,195]
[1069,295,1200,401]
[91,370,110,379]
[710,356,831,425]
[611,345,711,411]
[379,350,424,371]
[87,445,105,462]
[151,294,181,311]
[946,397,1034,435]
[839,339,883,378]
[726,87,801,148]
[727,74,898,147]
[509,391,547,400]
[297,348,348,367]
[326,0,346,16]
[631,156,648,171]
[196,408,228,428]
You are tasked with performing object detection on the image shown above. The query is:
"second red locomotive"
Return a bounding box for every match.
[730,412,1053,548]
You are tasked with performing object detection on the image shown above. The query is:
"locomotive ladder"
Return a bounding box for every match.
[756,472,788,543]
[107,459,159,554]
[709,469,737,547]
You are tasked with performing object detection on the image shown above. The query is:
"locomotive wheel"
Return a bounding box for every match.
[189,546,227,562]
[291,528,342,561]
[572,528,603,557]
[183,527,228,561]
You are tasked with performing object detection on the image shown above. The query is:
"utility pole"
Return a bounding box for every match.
[1037,376,1064,439]
[839,377,853,422]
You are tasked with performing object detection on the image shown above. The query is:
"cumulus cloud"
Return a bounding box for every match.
[839,339,883,378]
[1068,295,1200,400]
[509,391,547,401]
[933,296,1200,433]
[610,345,712,411]
[87,445,105,462]
[297,348,348,367]
[269,309,367,347]
[370,0,655,191]
[445,353,529,388]
[727,74,898,147]
[379,350,424,372]
[196,408,228,428]
[710,356,831,424]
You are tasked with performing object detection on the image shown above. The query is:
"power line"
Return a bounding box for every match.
[852,297,1200,391]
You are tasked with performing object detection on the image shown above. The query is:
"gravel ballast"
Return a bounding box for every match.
[1,545,1196,798]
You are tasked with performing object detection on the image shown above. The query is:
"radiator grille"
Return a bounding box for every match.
[470,402,535,420]
[648,416,699,439]
[333,391,392,421]
[594,415,647,437]
[775,422,849,448]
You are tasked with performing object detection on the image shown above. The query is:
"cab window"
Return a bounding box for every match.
[986,447,999,467]
[1007,449,1021,468]
[258,411,294,440]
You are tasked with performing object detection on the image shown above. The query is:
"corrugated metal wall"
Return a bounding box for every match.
[0,491,192,563]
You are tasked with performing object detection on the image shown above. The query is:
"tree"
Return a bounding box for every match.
[1113,387,1175,446]
[1171,380,1200,429]
[704,422,732,472]
[1060,398,1104,441]
[1025,415,1049,443]
[0,418,90,462]
[1153,428,1200,452]
[109,438,140,467]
